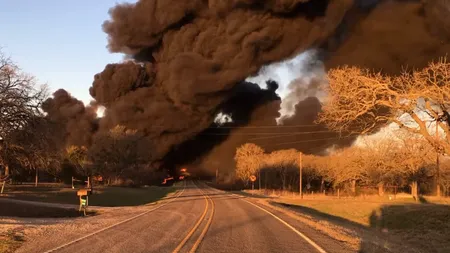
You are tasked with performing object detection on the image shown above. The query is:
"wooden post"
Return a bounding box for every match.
[72,177,74,189]
[1,181,5,194]
[215,168,218,184]
[299,152,303,199]
[258,170,261,191]
[35,165,38,187]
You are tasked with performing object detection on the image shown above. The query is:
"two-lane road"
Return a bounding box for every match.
[18,181,350,253]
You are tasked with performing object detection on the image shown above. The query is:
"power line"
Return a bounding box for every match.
[141,124,326,129]
[271,135,357,146]
[198,130,335,136]
[208,124,325,129]
[248,131,336,140]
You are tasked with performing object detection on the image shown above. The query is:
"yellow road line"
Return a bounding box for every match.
[189,187,215,253]
[172,182,209,253]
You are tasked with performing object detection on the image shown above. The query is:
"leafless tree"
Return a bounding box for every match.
[234,143,265,185]
[318,57,450,155]
[0,50,48,176]
[88,125,152,185]
[264,149,298,190]
[66,145,90,177]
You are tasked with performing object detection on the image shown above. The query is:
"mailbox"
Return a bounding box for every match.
[77,188,92,216]
[77,188,92,196]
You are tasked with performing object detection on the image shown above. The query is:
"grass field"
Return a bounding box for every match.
[270,194,450,252]
[2,183,177,207]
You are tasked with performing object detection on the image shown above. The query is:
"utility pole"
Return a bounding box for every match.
[215,168,218,184]
[258,170,261,191]
[299,152,303,199]
[436,119,441,197]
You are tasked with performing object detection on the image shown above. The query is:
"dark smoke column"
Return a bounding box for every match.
[90,0,353,167]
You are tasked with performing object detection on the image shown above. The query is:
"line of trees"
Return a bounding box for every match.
[317,57,450,196]
[235,134,450,198]
[234,57,450,198]
[0,50,161,187]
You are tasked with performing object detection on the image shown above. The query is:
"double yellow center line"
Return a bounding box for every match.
[172,183,215,253]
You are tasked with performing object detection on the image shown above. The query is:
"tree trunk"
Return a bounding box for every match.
[411,181,419,200]
[4,164,9,176]
[320,178,324,193]
[378,183,384,196]
[35,167,38,187]
[351,180,356,195]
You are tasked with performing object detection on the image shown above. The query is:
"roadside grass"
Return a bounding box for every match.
[269,194,450,252]
[0,230,24,253]
[2,183,177,207]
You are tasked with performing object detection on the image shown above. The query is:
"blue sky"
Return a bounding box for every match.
[0,1,135,104]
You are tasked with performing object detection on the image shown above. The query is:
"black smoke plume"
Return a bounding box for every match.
[45,0,450,176]
[323,0,450,73]
[42,89,98,147]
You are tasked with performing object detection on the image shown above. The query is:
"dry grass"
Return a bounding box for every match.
[0,230,24,253]
[267,193,450,253]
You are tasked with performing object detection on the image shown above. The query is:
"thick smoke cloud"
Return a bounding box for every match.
[88,0,352,169]
[44,0,450,176]
[324,0,450,73]
[42,89,98,147]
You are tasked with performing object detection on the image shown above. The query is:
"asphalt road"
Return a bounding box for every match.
[23,181,350,253]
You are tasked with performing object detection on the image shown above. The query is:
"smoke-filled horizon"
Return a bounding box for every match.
[42,0,450,176]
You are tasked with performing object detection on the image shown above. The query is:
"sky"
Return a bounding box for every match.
[0,0,136,105]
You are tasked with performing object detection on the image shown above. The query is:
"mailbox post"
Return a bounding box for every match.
[77,188,92,216]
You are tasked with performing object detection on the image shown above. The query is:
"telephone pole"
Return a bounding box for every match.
[299,152,303,199]
[436,119,441,197]
[216,168,219,184]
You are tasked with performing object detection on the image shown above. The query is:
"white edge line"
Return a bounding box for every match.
[239,197,327,253]
[43,183,186,253]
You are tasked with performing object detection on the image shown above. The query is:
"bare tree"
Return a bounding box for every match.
[359,138,402,196]
[394,135,435,199]
[0,50,48,176]
[234,143,264,185]
[66,145,90,177]
[88,125,152,185]
[264,149,298,190]
[318,58,450,155]
[11,117,62,185]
